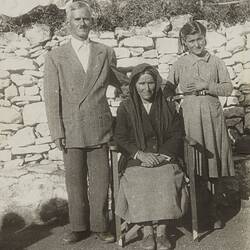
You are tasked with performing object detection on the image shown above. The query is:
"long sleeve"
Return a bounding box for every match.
[108,48,129,89]
[114,103,138,158]
[43,53,65,140]
[207,59,233,97]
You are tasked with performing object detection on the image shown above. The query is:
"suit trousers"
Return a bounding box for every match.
[63,145,110,232]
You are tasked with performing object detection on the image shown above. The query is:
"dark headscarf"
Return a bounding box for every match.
[124,63,176,151]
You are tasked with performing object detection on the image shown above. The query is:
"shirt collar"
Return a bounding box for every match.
[189,51,211,65]
[71,36,90,52]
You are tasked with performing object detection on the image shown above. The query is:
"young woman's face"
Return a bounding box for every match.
[135,73,156,103]
[184,33,206,56]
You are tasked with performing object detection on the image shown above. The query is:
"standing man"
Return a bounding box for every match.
[44,0,127,244]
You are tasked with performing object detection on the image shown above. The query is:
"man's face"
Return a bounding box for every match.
[135,73,156,103]
[184,33,206,56]
[69,7,92,41]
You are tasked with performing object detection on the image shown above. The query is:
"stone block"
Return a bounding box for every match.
[215,51,232,59]
[159,54,178,64]
[35,123,50,137]
[206,31,227,50]
[25,154,43,163]
[0,99,11,107]
[99,31,115,39]
[0,79,11,90]
[226,23,250,40]
[156,38,179,55]
[4,159,24,169]
[0,150,11,162]
[0,123,23,132]
[158,63,170,73]
[114,47,130,59]
[232,50,250,64]
[24,85,39,96]
[10,74,35,87]
[0,107,22,123]
[146,18,172,37]
[247,34,250,49]
[142,49,158,59]
[233,63,244,74]
[15,48,29,57]
[224,106,245,118]
[91,38,117,47]
[227,67,236,79]
[11,95,41,104]
[0,57,36,71]
[244,112,250,131]
[117,57,144,68]
[12,144,50,155]
[48,148,63,161]
[226,37,245,53]
[25,24,51,45]
[8,127,35,147]
[22,102,47,125]
[226,117,242,127]
[0,69,10,79]
[121,36,154,49]
[27,163,58,174]
[239,69,250,85]
[129,47,144,57]
[244,62,250,69]
[23,70,44,78]
[35,136,52,145]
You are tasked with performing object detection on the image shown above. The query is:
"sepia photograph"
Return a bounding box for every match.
[0,0,250,249]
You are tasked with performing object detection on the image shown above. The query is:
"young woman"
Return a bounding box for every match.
[115,63,188,250]
[166,21,235,229]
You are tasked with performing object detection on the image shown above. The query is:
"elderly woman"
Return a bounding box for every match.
[114,64,188,250]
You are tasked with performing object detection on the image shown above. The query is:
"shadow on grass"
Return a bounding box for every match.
[0,198,69,250]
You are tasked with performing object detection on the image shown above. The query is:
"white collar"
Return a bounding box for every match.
[71,36,90,51]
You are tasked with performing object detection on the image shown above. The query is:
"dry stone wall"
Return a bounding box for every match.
[0,16,250,227]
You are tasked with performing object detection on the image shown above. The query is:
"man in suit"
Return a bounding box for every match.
[44,0,128,244]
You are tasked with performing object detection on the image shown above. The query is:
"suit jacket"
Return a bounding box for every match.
[44,40,128,148]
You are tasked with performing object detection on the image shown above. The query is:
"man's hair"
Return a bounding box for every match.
[66,0,93,20]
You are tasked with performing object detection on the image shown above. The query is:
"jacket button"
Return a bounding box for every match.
[153,145,157,150]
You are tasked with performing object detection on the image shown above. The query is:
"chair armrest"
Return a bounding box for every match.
[108,141,119,152]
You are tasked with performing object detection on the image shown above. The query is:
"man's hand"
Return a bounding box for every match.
[137,151,160,168]
[54,138,66,151]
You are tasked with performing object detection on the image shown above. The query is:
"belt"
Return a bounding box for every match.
[183,90,207,96]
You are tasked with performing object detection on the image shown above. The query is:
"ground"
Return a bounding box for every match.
[0,206,250,250]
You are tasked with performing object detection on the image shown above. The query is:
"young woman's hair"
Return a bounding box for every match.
[178,21,207,53]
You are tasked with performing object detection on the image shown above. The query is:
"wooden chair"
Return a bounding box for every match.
[109,136,203,247]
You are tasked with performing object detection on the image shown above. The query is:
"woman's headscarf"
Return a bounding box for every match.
[124,63,177,151]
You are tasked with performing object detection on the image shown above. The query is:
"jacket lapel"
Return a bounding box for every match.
[80,42,106,103]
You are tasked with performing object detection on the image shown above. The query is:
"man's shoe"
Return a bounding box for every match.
[62,231,89,244]
[95,232,115,243]
[213,219,225,230]
[140,234,156,250]
[156,235,171,250]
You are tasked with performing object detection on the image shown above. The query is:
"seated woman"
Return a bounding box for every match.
[114,63,188,250]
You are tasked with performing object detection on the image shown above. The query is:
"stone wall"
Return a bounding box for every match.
[1,16,250,227]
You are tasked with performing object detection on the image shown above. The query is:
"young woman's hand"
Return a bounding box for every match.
[137,151,160,167]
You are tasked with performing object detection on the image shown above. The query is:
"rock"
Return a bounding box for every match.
[244,62,250,69]
[0,150,11,162]
[223,106,245,118]
[35,123,50,137]
[15,48,29,57]
[223,58,235,66]
[27,163,58,174]
[159,54,178,64]
[0,168,27,178]
[22,102,47,125]
[106,85,117,98]
[0,107,22,124]
[244,112,250,132]
[170,14,192,34]
[48,148,63,161]
[35,52,47,67]
[232,50,250,64]
[114,27,134,40]
[35,136,52,145]
[146,18,171,37]
[142,49,158,58]
[226,117,242,127]
[24,86,40,96]
[0,100,11,107]
[226,24,250,40]
[132,26,151,36]
[4,159,24,169]
[11,95,41,103]
[129,47,144,57]
[25,24,51,45]
[11,74,35,87]
[114,47,130,59]
[30,49,47,59]
[0,69,10,79]
[99,31,115,39]
[121,36,154,49]
[238,69,250,85]
[8,127,35,147]
[91,38,117,47]
[0,57,36,71]
[0,79,11,90]
[215,51,232,59]
[143,59,158,66]
[117,57,144,68]
[231,89,241,97]
[25,154,43,163]
[233,63,244,74]
[226,37,245,53]
[206,31,227,50]
[227,67,236,79]
[12,144,50,155]
[156,38,179,55]
[0,123,23,132]
[226,96,239,106]
[158,64,170,73]
[23,70,44,78]
[247,34,250,49]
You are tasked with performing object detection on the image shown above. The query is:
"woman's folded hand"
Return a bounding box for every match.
[137,151,160,167]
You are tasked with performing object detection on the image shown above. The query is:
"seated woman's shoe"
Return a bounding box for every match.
[62,231,89,244]
[140,234,156,250]
[95,232,115,243]
[156,235,172,250]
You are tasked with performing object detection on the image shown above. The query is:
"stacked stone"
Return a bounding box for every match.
[1,17,250,226]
